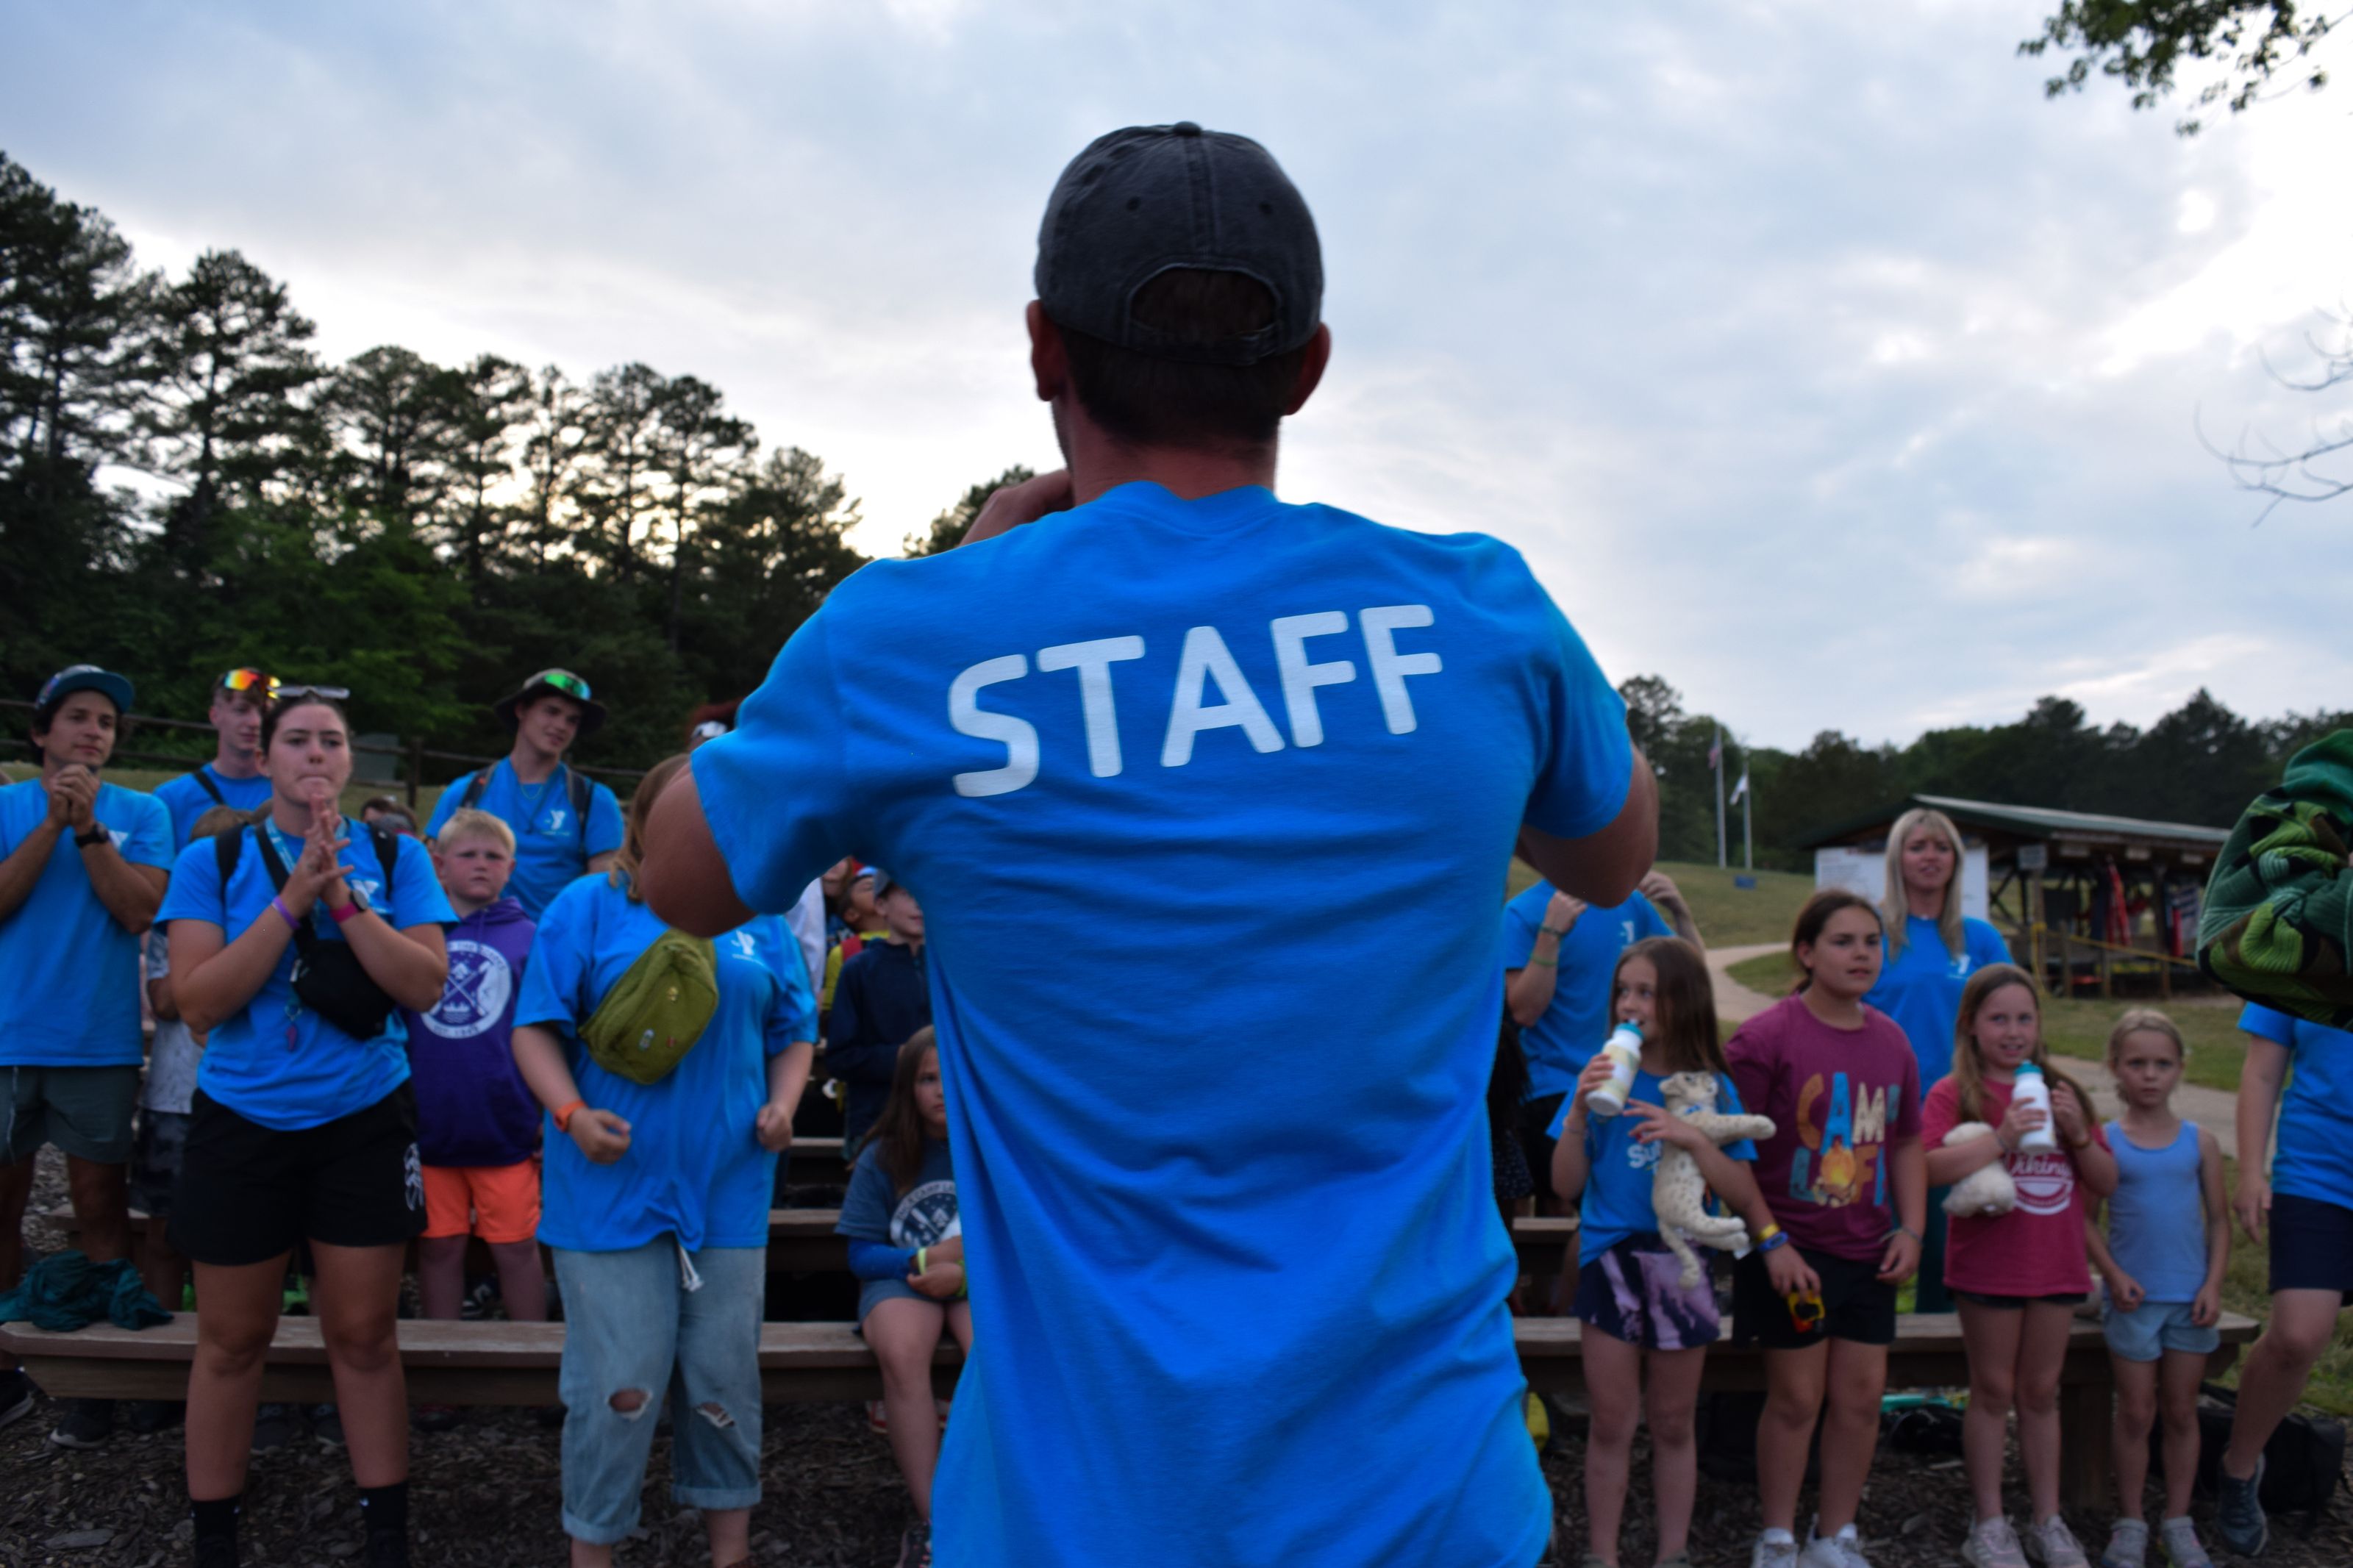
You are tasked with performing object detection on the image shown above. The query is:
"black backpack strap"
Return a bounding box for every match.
[193,768,226,807]
[457,769,490,814]
[563,765,593,847]
[368,823,400,903]
[213,822,244,886]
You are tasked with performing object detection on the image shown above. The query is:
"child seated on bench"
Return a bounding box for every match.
[838,1028,967,1568]
[400,809,544,1430]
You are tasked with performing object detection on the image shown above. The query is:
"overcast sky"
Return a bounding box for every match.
[7,1,2349,748]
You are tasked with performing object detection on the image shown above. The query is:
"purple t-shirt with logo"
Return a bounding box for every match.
[1727,994,1922,1261]
[402,895,540,1167]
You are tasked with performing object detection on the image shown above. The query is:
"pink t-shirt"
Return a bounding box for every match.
[1727,994,1922,1262]
[1921,1073,2107,1297]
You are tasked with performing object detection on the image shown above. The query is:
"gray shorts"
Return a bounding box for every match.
[1,1064,141,1164]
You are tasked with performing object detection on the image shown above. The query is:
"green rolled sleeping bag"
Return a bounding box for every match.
[580,929,720,1085]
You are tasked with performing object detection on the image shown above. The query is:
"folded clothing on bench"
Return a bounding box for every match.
[0,1250,171,1332]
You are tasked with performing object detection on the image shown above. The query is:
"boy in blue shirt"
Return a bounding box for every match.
[424,669,624,920]
[641,123,1658,1568]
[0,666,173,1446]
[151,669,277,847]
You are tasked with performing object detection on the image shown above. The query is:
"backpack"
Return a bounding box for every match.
[579,929,720,1086]
[459,764,592,844]
[2187,1383,2345,1530]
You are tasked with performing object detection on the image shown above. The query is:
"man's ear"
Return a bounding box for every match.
[1027,301,1069,404]
[1283,323,1332,417]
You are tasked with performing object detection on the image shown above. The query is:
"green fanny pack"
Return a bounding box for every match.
[581,929,720,1085]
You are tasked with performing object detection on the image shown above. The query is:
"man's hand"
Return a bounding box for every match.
[1543,890,1587,935]
[49,767,99,832]
[960,469,1075,548]
[1638,870,1686,915]
[568,1109,632,1164]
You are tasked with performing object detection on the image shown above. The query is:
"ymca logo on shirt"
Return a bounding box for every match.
[426,939,515,1039]
[546,806,568,833]
[729,930,759,961]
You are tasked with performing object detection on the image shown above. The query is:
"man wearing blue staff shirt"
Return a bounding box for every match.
[150,668,278,848]
[0,666,172,1445]
[639,123,1656,1568]
[425,668,624,920]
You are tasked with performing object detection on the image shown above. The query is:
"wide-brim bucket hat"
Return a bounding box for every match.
[493,667,608,734]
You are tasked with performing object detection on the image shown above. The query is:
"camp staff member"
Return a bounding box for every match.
[426,669,624,921]
[0,665,172,1447]
[640,123,1657,1568]
[152,669,279,848]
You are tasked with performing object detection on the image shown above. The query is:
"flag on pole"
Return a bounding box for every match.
[1730,768,1749,804]
[1707,734,1722,773]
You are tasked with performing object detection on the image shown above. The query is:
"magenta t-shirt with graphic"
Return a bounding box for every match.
[1921,1073,2106,1297]
[1727,994,1922,1261]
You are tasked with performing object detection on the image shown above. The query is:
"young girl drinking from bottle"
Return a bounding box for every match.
[2083,1011,2226,1568]
[837,1028,968,1568]
[1921,964,2116,1568]
[1551,937,1778,1568]
[1727,890,1927,1568]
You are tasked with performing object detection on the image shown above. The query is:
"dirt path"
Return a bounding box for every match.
[1704,945,2246,1157]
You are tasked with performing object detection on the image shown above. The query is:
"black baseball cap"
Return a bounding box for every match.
[1035,122,1322,368]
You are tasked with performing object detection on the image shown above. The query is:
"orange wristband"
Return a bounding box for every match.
[552,1100,586,1132]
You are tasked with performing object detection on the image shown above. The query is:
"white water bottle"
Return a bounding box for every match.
[2010,1062,2057,1153]
[1585,1022,1645,1118]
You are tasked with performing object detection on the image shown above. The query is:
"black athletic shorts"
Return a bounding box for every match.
[1731,1245,1896,1349]
[1518,1093,1567,1204]
[169,1084,426,1267]
[2268,1192,2353,1303]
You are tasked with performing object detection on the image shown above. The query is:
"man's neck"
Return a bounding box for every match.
[210,747,261,781]
[507,744,560,785]
[1063,417,1278,509]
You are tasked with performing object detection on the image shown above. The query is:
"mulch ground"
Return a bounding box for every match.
[9,1145,2351,1567]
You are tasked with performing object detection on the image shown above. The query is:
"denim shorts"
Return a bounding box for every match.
[2102,1298,2221,1363]
[551,1241,767,1544]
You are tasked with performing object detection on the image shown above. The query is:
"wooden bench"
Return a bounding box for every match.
[0,1311,2258,1507]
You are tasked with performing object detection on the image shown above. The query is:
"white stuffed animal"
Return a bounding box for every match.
[1941,1124,2016,1217]
[1651,1071,1779,1287]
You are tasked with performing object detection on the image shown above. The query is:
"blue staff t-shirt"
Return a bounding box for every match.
[1502,883,1671,1099]
[1547,1069,1759,1264]
[692,482,1633,1568]
[151,765,274,848]
[515,876,816,1254]
[2240,1002,2353,1208]
[154,821,454,1128]
[424,760,624,920]
[1863,913,2013,1096]
[0,779,173,1067]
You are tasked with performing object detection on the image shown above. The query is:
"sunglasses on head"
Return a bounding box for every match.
[276,683,351,702]
[529,669,593,702]
[219,669,279,698]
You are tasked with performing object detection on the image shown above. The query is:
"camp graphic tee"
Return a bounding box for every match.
[0,778,174,1068]
[693,482,1634,1568]
[424,761,623,920]
[1727,994,1921,1261]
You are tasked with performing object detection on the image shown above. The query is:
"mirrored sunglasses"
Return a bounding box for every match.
[529,669,592,701]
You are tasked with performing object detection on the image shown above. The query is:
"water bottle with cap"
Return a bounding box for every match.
[1585,1021,1645,1118]
[2010,1061,2057,1153]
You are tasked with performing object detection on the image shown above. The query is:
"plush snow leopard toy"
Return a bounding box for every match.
[1652,1070,1779,1288]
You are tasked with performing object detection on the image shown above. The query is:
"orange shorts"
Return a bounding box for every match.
[421,1161,541,1244]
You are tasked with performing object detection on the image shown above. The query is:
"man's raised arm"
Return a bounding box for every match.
[1516,746,1657,911]
[641,768,754,937]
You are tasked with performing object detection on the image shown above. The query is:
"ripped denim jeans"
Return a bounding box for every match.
[551,1240,767,1544]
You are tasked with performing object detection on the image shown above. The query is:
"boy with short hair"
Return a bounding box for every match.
[401,809,544,1412]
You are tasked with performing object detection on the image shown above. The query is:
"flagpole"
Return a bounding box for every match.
[1743,756,1754,871]
[1713,723,1727,869]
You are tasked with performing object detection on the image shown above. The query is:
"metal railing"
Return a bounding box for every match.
[0,698,646,806]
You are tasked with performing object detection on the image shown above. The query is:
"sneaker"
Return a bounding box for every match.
[250,1403,295,1453]
[126,1398,184,1434]
[1802,1523,1874,1568]
[48,1397,114,1449]
[0,1368,35,1430]
[410,1404,460,1433]
[193,1533,240,1568]
[1751,1534,1800,1568]
[866,1398,890,1435]
[2156,1517,2213,1568]
[308,1403,344,1447]
[2100,1518,2148,1568]
[1965,1518,2029,1568]
[2024,1516,2090,1568]
[894,1522,930,1568]
[2212,1455,2266,1558]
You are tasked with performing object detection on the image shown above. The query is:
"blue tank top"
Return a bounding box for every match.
[2104,1120,2208,1303]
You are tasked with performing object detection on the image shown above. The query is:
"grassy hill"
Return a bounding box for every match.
[1508,858,1814,948]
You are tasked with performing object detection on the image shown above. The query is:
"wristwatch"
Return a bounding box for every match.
[74,825,109,848]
